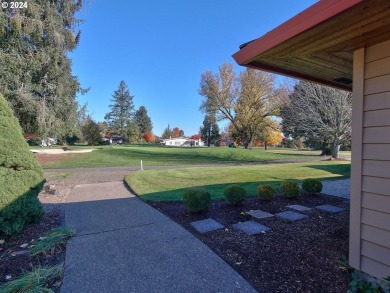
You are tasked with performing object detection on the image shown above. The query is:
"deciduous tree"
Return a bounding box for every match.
[199,63,282,149]
[280,81,352,158]
[143,132,155,143]
[200,115,220,147]
[172,127,181,138]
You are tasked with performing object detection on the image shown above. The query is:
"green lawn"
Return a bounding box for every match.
[38,144,329,168]
[125,161,351,201]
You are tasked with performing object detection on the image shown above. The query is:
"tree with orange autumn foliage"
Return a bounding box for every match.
[143,132,155,143]
[172,127,184,138]
[257,119,283,150]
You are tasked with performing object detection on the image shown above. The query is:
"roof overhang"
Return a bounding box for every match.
[232,0,390,91]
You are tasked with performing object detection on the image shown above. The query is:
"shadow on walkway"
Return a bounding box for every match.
[60,181,256,293]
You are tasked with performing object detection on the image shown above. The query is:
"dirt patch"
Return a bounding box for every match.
[35,153,71,165]
[148,192,351,293]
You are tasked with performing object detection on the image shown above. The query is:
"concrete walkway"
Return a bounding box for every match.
[321,179,350,199]
[61,181,256,293]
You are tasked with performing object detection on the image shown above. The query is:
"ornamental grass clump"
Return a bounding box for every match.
[0,94,45,235]
[224,184,247,205]
[302,178,323,194]
[182,187,211,213]
[30,226,75,255]
[0,265,63,293]
[257,185,275,201]
[280,181,300,199]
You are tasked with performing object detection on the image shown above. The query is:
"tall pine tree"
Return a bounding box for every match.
[0,0,86,141]
[104,81,134,138]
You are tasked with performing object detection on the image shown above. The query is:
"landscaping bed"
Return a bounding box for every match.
[148,192,350,292]
[0,211,65,292]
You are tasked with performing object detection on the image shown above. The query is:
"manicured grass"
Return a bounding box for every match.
[38,144,326,168]
[125,161,351,201]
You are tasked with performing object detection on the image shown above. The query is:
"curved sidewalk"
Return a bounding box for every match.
[61,181,256,293]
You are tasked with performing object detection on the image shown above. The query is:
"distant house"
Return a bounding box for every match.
[162,137,204,147]
[233,0,390,281]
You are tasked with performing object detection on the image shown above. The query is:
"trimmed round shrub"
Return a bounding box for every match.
[182,188,211,213]
[302,178,323,194]
[280,181,300,199]
[0,94,45,235]
[224,184,247,205]
[257,185,275,201]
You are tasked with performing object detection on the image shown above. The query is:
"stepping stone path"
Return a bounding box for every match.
[315,204,345,213]
[232,220,270,235]
[276,211,308,221]
[246,210,274,219]
[287,204,312,212]
[191,204,345,237]
[190,218,225,234]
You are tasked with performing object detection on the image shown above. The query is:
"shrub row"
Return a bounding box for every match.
[182,178,323,213]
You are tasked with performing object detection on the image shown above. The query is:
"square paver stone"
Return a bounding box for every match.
[315,205,345,213]
[286,205,312,212]
[190,218,225,234]
[232,221,270,235]
[246,210,274,219]
[276,211,308,221]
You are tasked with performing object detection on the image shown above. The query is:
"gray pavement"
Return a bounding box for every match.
[321,179,350,199]
[61,181,256,293]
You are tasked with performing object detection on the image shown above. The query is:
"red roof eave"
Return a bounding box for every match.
[232,0,364,65]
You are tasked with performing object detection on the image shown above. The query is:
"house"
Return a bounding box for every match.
[162,137,204,147]
[233,0,390,281]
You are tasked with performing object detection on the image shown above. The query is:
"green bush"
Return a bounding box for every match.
[182,188,211,213]
[302,178,323,194]
[224,184,247,205]
[0,94,44,235]
[280,181,300,199]
[257,185,275,201]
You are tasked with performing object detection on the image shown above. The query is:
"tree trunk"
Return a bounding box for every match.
[332,138,341,159]
[244,135,254,149]
[319,141,328,156]
[264,142,268,150]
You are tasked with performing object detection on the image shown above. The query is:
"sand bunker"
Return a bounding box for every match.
[31,148,96,155]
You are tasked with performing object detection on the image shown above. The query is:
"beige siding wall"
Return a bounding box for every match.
[351,39,390,278]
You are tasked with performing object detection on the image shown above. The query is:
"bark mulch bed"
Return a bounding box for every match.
[148,192,351,293]
[0,210,65,292]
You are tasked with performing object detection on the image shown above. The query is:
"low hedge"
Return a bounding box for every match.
[182,187,211,213]
[280,181,300,199]
[302,178,323,194]
[224,184,247,205]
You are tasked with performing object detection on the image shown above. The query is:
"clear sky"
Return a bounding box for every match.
[70,0,318,137]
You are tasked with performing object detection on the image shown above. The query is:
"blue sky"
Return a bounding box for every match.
[70,0,317,137]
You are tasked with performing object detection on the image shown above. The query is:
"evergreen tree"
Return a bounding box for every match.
[200,115,220,147]
[104,81,134,138]
[134,106,153,135]
[127,120,140,144]
[161,124,174,139]
[0,0,86,141]
[82,116,101,146]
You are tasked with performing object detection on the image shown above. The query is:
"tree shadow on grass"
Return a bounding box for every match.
[305,164,351,178]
